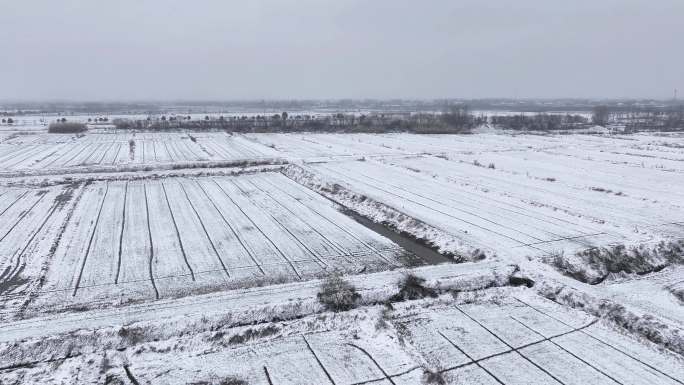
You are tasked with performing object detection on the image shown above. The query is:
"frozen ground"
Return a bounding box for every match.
[0,132,280,175]
[2,282,682,384]
[0,171,409,318]
[0,131,682,384]
[598,265,684,325]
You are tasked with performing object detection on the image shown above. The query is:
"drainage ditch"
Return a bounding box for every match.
[340,208,453,266]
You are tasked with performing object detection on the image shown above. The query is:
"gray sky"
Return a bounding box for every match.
[1,0,682,101]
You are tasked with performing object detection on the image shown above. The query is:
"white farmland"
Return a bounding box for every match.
[0,131,682,384]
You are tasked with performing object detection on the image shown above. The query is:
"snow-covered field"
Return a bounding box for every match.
[252,133,684,260]
[248,132,684,168]
[1,172,408,317]
[0,132,280,174]
[3,281,682,384]
[0,131,682,384]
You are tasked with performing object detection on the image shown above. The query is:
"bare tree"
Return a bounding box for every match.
[592,105,610,126]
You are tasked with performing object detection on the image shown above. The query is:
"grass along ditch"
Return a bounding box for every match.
[339,207,453,266]
[282,164,493,262]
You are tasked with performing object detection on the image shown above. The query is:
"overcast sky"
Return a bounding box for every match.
[1,0,682,101]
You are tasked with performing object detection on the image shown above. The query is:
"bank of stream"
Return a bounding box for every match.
[340,208,453,266]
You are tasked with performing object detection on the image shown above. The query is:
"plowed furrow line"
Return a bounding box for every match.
[124,365,141,385]
[513,297,683,385]
[152,139,158,162]
[0,200,60,290]
[321,164,532,245]
[2,145,47,169]
[0,191,29,220]
[393,158,588,228]
[349,366,422,385]
[161,182,195,281]
[96,141,114,165]
[111,143,122,164]
[346,343,398,385]
[437,330,504,384]
[264,366,274,385]
[72,182,109,296]
[0,193,46,243]
[267,175,395,264]
[365,162,578,242]
[114,182,128,284]
[231,181,327,269]
[143,185,160,299]
[433,319,597,375]
[0,146,39,169]
[213,179,301,279]
[163,141,176,162]
[247,179,354,265]
[509,316,622,384]
[302,335,336,385]
[453,305,566,384]
[61,143,92,167]
[194,180,265,275]
[42,144,80,168]
[177,180,230,277]
[78,143,103,166]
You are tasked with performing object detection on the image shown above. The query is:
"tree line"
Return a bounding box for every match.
[613,106,684,132]
[113,106,486,134]
[102,104,684,133]
[490,113,589,131]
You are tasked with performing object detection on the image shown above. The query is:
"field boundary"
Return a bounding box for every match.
[281,164,494,262]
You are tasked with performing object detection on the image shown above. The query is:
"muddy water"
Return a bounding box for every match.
[340,208,453,266]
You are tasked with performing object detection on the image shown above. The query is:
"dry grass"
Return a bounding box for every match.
[317,275,361,312]
[390,273,437,302]
[549,241,684,284]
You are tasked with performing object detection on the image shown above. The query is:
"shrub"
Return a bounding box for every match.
[104,374,125,385]
[375,306,393,330]
[129,139,136,159]
[48,122,87,133]
[391,273,437,302]
[117,326,147,346]
[317,275,360,312]
[423,370,446,384]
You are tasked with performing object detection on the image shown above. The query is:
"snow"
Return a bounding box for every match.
[599,265,684,325]
[2,285,681,384]
[284,133,684,262]
[0,131,683,383]
[0,132,281,175]
[14,172,408,315]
